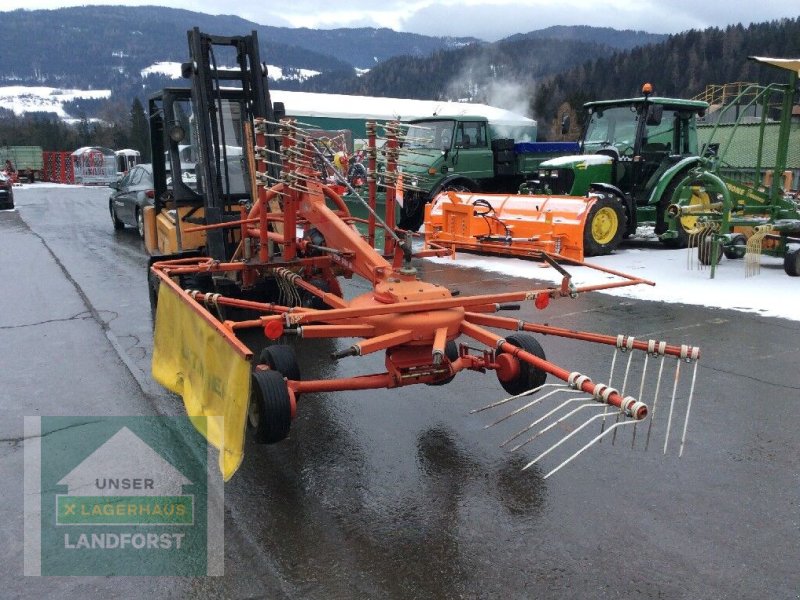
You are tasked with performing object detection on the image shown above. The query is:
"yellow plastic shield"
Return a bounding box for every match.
[152,278,252,480]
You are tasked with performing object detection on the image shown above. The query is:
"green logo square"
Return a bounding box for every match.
[24,416,223,576]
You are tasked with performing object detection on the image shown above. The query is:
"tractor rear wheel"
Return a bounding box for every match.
[583,195,625,256]
[497,334,547,396]
[248,370,293,444]
[784,247,800,276]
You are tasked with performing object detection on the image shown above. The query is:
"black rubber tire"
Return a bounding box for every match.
[147,268,160,321]
[784,247,800,276]
[583,195,625,256]
[498,333,547,396]
[426,340,459,386]
[698,236,723,266]
[723,233,747,260]
[258,345,301,382]
[136,207,145,239]
[110,201,124,230]
[398,194,426,231]
[249,370,292,444]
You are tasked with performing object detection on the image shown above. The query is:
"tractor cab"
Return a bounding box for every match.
[537,90,708,203]
[533,88,708,240]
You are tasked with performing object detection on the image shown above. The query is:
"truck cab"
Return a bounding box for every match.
[398,114,566,230]
[534,93,708,243]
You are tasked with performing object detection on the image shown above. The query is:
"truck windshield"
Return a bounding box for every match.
[404,120,455,150]
[584,106,639,154]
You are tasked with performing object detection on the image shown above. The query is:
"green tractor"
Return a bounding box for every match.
[528,87,710,251]
[668,56,800,277]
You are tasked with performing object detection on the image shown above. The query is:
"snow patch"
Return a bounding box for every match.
[426,246,800,322]
[0,86,111,117]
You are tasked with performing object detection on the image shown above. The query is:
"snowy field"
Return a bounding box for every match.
[426,241,799,322]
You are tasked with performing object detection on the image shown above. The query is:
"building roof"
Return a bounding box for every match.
[270,90,536,127]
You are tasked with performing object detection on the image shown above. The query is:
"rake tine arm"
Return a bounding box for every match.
[460,321,648,419]
[542,420,640,479]
[464,312,700,361]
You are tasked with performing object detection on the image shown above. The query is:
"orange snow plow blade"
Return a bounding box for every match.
[424,191,593,262]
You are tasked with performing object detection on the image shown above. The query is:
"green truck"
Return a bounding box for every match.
[396,116,578,230]
[528,92,710,248]
[0,146,44,182]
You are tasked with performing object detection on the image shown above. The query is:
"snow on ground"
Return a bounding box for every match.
[140,62,183,79]
[0,86,111,117]
[426,243,800,322]
[139,62,320,82]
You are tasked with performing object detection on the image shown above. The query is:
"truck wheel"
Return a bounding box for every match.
[398,195,426,231]
[784,247,800,276]
[583,195,625,256]
[110,200,124,230]
[248,370,293,444]
[497,334,547,396]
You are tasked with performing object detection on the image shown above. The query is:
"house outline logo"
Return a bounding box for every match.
[55,426,195,527]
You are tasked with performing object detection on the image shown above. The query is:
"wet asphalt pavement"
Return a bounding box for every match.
[1,185,799,599]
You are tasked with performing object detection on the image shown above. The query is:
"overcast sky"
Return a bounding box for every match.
[2,1,798,41]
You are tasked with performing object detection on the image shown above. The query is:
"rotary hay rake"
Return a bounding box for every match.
[150,118,702,480]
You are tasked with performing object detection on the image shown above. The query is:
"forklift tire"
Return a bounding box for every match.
[583,195,625,256]
[698,236,723,266]
[784,247,800,276]
[426,340,459,386]
[723,234,747,260]
[248,370,292,444]
[259,345,301,382]
[497,334,547,396]
[148,268,160,321]
[110,201,124,230]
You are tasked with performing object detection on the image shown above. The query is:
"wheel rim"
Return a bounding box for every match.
[591,206,619,245]
[136,210,144,238]
[679,187,713,234]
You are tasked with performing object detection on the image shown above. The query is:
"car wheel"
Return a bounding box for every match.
[110,200,124,230]
[136,208,145,239]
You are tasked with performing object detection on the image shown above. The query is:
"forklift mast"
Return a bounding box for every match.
[149,28,283,261]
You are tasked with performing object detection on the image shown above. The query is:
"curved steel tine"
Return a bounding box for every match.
[543,419,640,479]
[509,401,607,452]
[470,383,563,414]
[485,388,581,429]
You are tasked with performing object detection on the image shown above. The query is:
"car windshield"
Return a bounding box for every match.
[404,120,455,150]
[584,106,640,154]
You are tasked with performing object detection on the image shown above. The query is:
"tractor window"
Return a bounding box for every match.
[642,108,676,154]
[584,106,638,155]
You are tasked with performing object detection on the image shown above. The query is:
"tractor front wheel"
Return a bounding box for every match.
[497,334,547,396]
[583,195,625,256]
[248,370,293,444]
